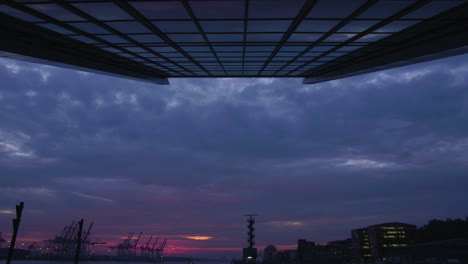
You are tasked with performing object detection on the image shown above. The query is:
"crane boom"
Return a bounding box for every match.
[151,237,159,250]
[134,232,142,248]
[124,233,134,248]
[145,235,153,248]
[158,239,167,251]
[83,222,94,242]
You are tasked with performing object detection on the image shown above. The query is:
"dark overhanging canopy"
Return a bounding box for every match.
[0,0,467,85]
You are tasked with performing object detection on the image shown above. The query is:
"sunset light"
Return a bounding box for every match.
[1,0,468,262]
[183,236,213,241]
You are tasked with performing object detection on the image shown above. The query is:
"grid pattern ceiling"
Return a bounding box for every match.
[1,0,467,78]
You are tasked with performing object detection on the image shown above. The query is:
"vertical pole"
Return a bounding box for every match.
[74,219,84,264]
[6,202,24,264]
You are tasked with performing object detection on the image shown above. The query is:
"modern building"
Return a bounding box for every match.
[273,249,298,264]
[385,239,468,264]
[298,239,316,261]
[263,245,277,264]
[297,239,353,264]
[326,239,354,263]
[1,0,468,85]
[352,222,417,263]
[352,228,372,262]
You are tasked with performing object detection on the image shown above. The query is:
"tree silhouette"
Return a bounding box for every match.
[416,217,468,242]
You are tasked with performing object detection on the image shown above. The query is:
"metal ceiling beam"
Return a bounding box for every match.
[257,0,318,74]
[297,0,432,76]
[54,1,187,76]
[303,2,468,84]
[0,12,169,84]
[273,0,378,75]
[241,0,249,75]
[181,0,224,75]
[113,0,210,75]
[3,0,176,77]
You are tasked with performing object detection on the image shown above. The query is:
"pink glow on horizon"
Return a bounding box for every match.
[181,236,213,240]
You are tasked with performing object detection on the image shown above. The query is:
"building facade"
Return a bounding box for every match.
[352,228,372,262]
[263,245,277,264]
[297,239,353,264]
[385,239,468,264]
[352,222,417,263]
[273,250,298,264]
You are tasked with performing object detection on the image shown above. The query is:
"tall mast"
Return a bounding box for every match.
[243,214,258,264]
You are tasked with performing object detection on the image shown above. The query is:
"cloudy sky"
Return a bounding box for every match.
[0,54,468,258]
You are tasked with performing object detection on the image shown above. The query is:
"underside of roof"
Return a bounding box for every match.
[1,0,468,85]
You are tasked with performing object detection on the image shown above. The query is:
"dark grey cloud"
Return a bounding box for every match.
[0,55,468,257]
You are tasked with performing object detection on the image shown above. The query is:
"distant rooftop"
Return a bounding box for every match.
[1,0,468,84]
[353,222,417,231]
[368,222,417,227]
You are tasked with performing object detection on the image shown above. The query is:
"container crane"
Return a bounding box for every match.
[0,232,5,248]
[132,232,142,256]
[150,237,159,258]
[141,235,153,256]
[155,238,168,260]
